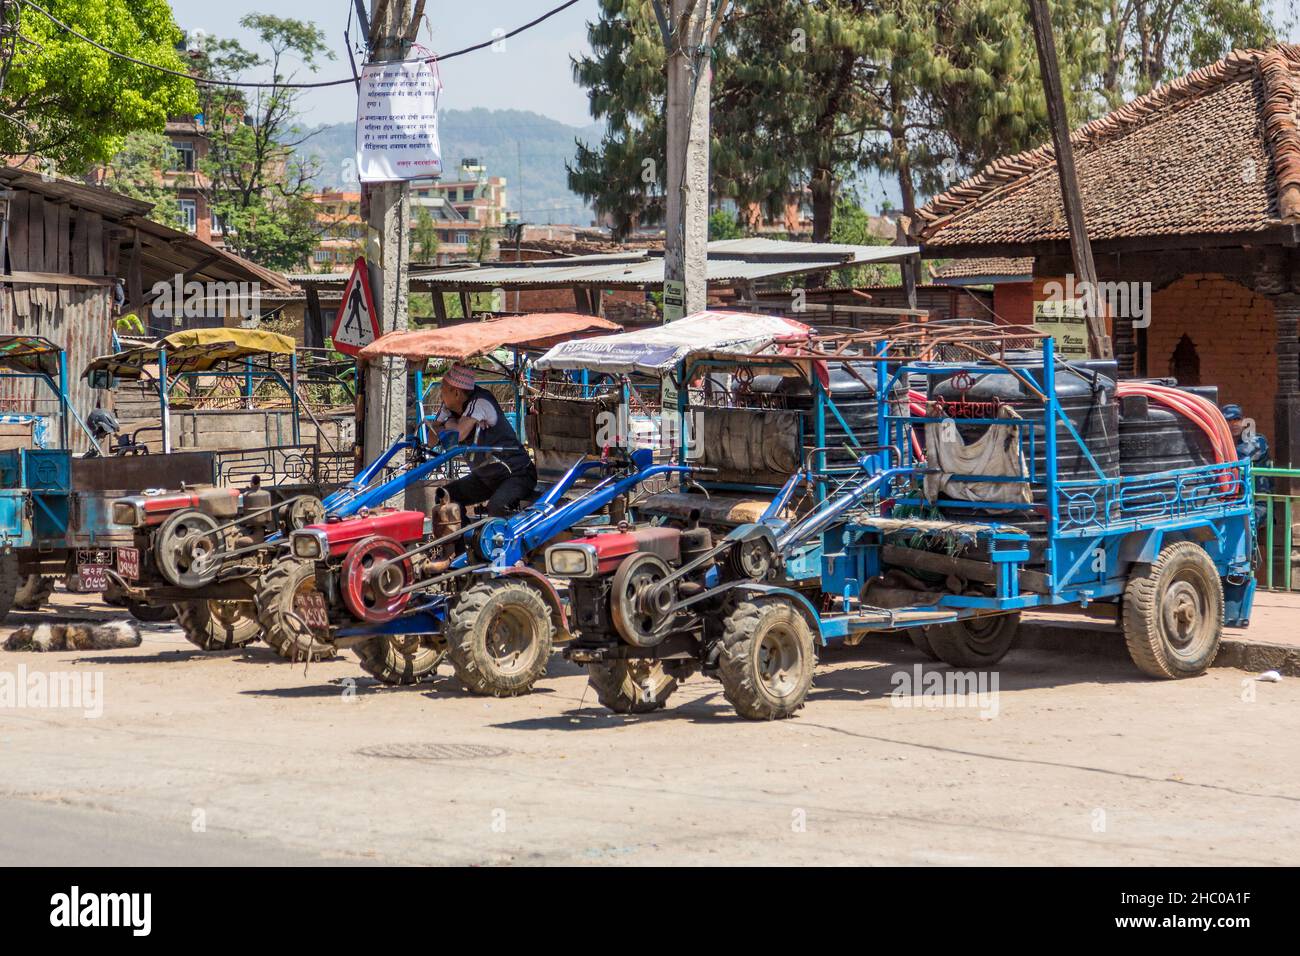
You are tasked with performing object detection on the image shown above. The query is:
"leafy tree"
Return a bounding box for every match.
[97,131,186,228]
[411,206,441,263]
[826,197,898,287]
[191,15,333,270]
[570,1,1286,240]
[0,0,197,172]
[708,208,746,239]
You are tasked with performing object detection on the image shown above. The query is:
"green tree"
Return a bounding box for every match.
[192,15,333,270]
[97,131,185,228]
[708,208,745,239]
[0,0,197,172]
[411,206,441,263]
[826,197,898,287]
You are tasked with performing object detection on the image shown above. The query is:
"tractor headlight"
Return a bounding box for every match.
[291,529,328,561]
[111,499,144,528]
[545,543,597,578]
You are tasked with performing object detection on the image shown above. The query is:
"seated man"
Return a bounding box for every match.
[435,362,537,517]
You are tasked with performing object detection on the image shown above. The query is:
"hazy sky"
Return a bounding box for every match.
[167,0,602,128]
[167,0,1299,131]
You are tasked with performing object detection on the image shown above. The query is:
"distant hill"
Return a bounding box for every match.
[296,108,605,226]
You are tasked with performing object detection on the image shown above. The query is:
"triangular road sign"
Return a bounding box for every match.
[331,258,381,356]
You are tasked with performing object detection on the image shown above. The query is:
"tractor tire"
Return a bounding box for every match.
[718,598,816,720]
[354,634,445,685]
[1122,541,1223,679]
[255,559,336,663]
[0,551,19,624]
[445,579,553,697]
[926,613,1021,668]
[586,660,678,714]
[13,574,55,611]
[126,600,178,623]
[905,626,939,660]
[176,599,260,651]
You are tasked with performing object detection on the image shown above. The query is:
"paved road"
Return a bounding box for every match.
[1,593,1298,865]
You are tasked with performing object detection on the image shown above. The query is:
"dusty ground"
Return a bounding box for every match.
[1,589,1297,866]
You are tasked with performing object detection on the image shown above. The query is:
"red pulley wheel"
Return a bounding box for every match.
[341,535,413,623]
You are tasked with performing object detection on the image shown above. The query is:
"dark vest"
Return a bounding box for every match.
[463,386,531,476]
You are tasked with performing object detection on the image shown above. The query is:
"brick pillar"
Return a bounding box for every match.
[1272,293,1300,475]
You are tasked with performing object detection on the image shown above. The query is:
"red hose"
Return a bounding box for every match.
[1115,382,1237,494]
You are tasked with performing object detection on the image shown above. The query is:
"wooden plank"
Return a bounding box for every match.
[3,270,115,287]
[71,208,90,275]
[880,544,1051,594]
[87,211,104,276]
[8,190,29,273]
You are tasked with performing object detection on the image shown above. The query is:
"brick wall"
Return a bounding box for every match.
[1143,274,1277,428]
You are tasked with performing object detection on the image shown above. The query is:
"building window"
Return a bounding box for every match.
[172,141,195,172]
[178,199,198,232]
[455,232,468,245]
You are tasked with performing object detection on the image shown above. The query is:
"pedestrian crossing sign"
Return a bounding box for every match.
[331,258,381,356]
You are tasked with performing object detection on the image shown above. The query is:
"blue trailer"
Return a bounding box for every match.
[543,324,1256,719]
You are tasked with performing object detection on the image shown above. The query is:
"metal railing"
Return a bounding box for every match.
[1256,466,1300,591]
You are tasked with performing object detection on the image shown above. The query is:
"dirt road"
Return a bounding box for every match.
[1,593,1297,866]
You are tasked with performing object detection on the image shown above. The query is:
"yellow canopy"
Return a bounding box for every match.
[83,328,295,380]
[0,335,61,377]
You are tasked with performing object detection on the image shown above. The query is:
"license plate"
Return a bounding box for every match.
[78,564,108,591]
[294,591,329,630]
[116,547,140,581]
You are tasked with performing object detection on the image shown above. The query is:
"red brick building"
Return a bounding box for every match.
[914,45,1300,464]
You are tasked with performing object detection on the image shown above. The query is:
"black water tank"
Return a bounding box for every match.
[1118,382,1218,477]
[752,361,907,464]
[928,354,1119,564]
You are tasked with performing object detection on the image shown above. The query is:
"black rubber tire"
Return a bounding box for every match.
[906,626,939,660]
[445,579,553,697]
[586,660,678,714]
[926,613,1021,668]
[255,558,337,663]
[354,635,445,685]
[0,551,18,624]
[176,599,260,651]
[718,598,816,720]
[126,600,178,623]
[1122,541,1223,679]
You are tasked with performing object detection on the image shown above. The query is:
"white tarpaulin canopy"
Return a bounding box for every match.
[533,311,812,375]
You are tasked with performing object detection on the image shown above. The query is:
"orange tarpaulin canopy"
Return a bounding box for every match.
[358,313,621,364]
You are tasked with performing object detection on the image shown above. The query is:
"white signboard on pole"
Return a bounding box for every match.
[356,60,443,183]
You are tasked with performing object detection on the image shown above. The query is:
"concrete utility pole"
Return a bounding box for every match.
[362,0,423,463]
[660,0,728,321]
[1027,0,1112,359]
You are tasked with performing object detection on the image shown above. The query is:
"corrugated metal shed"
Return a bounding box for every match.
[407,239,919,290]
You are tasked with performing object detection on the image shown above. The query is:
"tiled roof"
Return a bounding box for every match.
[914,45,1300,249]
[931,257,1034,281]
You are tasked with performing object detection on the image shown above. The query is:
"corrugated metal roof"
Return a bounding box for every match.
[409,239,919,290]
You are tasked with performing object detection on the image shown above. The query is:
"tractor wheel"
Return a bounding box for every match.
[586,660,678,714]
[255,559,336,663]
[126,600,178,623]
[905,627,939,660]
[176,599,260,651]
[445,579,553,697]
[354,634,445,685]
[1122,541,1223,679]
[13,574,55,611]
[0,551,19,624]
[718,598,816,720]
[926,613,1021,668]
